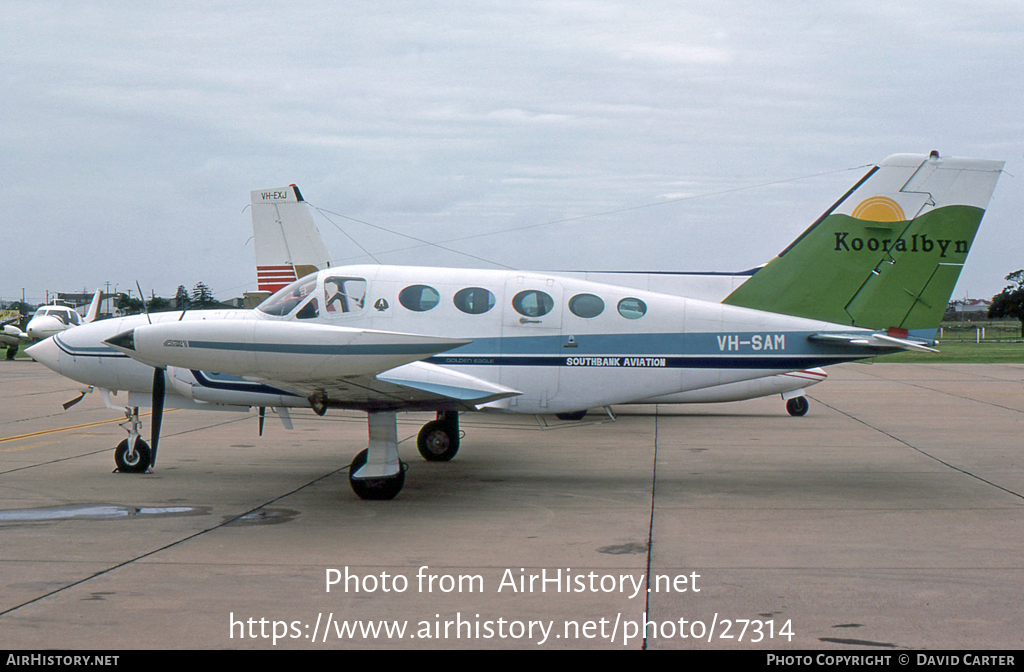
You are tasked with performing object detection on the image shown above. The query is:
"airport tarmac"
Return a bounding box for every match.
[1,360,1022,650]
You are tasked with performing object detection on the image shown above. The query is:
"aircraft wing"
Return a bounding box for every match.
[247,360,521,411]
[103,318,519,411]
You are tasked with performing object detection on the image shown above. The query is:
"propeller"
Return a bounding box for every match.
[151,367,165,467]
[135,281,152,324]
[134,281,164,468]
[62,387,94,410]
[258,406,266,436]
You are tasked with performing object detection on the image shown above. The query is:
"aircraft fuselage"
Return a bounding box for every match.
[31,264,883,415]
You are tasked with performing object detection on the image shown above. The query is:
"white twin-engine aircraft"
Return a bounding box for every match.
[26,153,1003,500]
[25,289,103,341]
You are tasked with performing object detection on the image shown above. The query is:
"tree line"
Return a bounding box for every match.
[116,282,217,315]
[988,270,1024,335]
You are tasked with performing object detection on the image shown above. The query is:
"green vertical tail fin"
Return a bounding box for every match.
[723,153,1004,333]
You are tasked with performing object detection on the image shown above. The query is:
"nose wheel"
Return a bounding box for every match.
[113,406,153,473]
[115,438,152,473]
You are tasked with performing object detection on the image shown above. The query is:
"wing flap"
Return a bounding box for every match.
[248,361,520,411]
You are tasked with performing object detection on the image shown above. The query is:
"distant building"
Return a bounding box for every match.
[951,299,992,314]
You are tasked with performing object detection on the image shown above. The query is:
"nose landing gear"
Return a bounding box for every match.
[114,407,153,473]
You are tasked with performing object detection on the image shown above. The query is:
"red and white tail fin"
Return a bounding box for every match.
[250,185,331,294]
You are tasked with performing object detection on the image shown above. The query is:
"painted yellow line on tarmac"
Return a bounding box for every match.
[0,412,170,444]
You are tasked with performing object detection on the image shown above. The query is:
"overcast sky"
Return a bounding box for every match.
[2,1,1021,305]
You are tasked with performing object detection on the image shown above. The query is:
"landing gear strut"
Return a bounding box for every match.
[786,396,810,417]
[349,411,407,500]
[417,411,460,462]
[114,407,152,473]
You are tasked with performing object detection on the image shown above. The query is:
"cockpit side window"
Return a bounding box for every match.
[258,276,320,316]
[323,277,367,314]
[295,297,319,320]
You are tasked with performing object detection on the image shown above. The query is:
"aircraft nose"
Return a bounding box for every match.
[25,336,61,372]
[26,318,54,340]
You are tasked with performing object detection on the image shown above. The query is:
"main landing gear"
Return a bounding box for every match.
[349,411,407,500]
[348,411,463,500]
[416,411,460,462]
[786,396,810,417]
[114,407,153,473]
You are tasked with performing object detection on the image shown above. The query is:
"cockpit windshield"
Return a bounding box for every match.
[257,275,320,316]
[39,307,81,325]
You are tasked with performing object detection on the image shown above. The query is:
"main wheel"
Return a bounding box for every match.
[5,345,16,361]
[349,449,406,500]
[417,420,460,462]
[114,438,152,473]
[556,410,587,421]
[786,397,810,417]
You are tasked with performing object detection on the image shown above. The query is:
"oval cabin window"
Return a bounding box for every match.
[399,285,441,312]
[617,297,647,319]
[568,293,604,318]
[453,287,496,314]
[512,290,554,318]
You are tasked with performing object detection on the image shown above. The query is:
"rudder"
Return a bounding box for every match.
[723,152,1004,334]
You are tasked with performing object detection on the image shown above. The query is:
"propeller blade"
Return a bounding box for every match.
[136,281,152,324]
[258,407,266,437]
[62,386,94,410]
[63,392,87,410]
[151,367,165,466]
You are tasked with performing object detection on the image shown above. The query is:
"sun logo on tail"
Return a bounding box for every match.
[851,196,906,222]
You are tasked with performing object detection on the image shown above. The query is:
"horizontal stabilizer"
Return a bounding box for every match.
[376,361,521,406]
[808,332,938,353]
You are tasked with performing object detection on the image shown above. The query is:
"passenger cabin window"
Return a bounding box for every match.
[323,277,367,314]
[453,287,495,315]
[568,293,604,318]
[258,276,319,316]
[617,297,647,319]
[512,290,554,318]
[399,284,440,312]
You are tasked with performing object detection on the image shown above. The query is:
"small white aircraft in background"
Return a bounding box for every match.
[1,310,29,360]
[27,152,1004,501]
[25,290,103,341]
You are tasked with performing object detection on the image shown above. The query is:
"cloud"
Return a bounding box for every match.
[1,1,1020,302]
